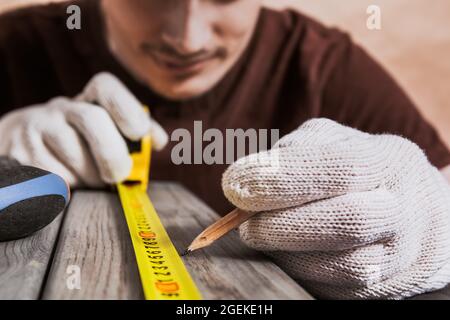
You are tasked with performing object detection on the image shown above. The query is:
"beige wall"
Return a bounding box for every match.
[271,1,450,147]
[1,0,449,146]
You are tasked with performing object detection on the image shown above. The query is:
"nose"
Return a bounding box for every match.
[162,0,213,55]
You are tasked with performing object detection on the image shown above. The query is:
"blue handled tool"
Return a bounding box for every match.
[0,157,70,242]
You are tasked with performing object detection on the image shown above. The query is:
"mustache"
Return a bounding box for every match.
[140,42,227,62]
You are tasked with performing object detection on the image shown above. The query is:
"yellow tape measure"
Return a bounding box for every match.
[117,120,202,300]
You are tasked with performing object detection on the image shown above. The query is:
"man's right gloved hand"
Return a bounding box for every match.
[0,72,168,188]
[222,118,450,299]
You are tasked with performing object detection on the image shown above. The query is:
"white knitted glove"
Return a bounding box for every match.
[0,72,168,187]
[222,118,450,300]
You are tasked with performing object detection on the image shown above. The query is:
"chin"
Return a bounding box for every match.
[148,73,224,101]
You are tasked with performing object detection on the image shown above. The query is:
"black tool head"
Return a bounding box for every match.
[0,160,69,242]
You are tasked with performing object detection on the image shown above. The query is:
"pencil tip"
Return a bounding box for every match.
[181,249,191,257]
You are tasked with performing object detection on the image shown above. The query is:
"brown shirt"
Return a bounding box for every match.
[1,0,449,214]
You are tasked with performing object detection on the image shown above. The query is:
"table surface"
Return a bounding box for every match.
[0,181,449,300]
[0,182,313,300]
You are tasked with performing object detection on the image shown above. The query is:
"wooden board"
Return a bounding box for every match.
[1,181,448,300]
[41,191,144,300]
[42,182,313,300]
[0,214,63,300]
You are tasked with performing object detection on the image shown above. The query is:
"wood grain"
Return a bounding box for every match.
[42,182,313,300]
[0,213,63,300]
[2,181,446,300]
[41,191,144,300]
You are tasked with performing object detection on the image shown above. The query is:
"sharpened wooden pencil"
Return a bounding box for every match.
[183,208,257,255]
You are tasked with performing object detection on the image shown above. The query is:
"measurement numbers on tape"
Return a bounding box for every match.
[117,116,201,300]
[118,183,202,300]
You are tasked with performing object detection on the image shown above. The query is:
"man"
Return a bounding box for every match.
[0,0,449,299]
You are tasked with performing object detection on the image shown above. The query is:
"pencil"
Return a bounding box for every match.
[182,208,257,255]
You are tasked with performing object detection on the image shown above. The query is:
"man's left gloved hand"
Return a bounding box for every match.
[0,72,168,188]
[222,118,450,300]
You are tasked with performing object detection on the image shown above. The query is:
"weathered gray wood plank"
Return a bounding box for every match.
[42,191,144,300]
[42,182,312,299]
[0,213,63,300]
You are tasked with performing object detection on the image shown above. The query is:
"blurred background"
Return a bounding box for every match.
[1,0,449,147]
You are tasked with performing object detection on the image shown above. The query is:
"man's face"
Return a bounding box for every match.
[101,0,262,100]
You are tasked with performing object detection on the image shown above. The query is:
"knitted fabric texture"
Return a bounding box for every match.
[222,118,450,299]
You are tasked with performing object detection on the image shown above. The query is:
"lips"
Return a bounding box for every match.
[150,52,215,76]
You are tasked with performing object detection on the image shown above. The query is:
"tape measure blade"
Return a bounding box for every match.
[118,183,202,300]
